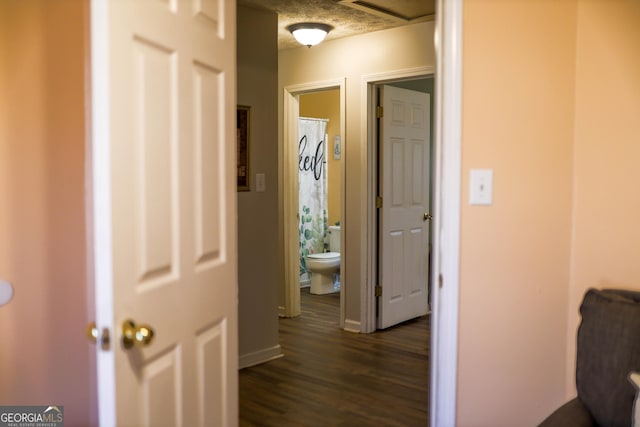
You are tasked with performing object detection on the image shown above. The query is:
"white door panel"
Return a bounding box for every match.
[378,85,430,329]
[91,1,237,425]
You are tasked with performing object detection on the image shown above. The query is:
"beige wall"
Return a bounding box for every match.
[279,22,436,323]
[568,0,640,391]
[237,6,281,366]
[458,0,577,424]
[299,90,341,227]
[458,0,640,425]
[0,1,94,425]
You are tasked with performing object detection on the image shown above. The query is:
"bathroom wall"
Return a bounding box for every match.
[237,5,282,367]
[299,89,341,227]
[0,1,94,424]
[279,21,436,325]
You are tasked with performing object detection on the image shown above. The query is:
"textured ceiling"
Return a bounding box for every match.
[237,0,436,50]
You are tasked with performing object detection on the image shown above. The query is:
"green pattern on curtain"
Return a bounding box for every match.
[298,117,328,277]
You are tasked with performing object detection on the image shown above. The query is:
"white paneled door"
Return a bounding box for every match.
[378,85,431,329]
[90,0,237,425]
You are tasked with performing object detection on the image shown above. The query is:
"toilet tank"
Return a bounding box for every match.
[328,225,341,252]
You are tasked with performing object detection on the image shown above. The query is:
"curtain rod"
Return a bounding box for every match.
[299,117,329,123]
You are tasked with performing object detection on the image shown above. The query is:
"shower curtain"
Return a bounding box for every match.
[298,117,329,279]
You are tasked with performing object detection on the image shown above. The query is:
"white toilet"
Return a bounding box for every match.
[306,225,340,295]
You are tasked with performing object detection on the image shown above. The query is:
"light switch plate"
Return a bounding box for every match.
[256,173,266,192]
[469,169,493,205]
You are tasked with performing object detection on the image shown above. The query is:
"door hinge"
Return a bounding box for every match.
[375,285,382,297]
[438,273,443,289]
[375,196,383,208]
[376,106,383,118]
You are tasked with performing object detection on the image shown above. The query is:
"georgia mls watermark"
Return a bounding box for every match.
[0,406,63,427]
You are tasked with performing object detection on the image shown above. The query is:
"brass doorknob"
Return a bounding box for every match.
[122,319,155,349]
[87,322,99,343]
[423,213,433,222]
[87,321,110,350]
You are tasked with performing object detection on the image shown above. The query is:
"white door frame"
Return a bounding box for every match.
[430,0,463,425]
[282,79,346,326]
[89,2,116,422]
[360,66,435,336]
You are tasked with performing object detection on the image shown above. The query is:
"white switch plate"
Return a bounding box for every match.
[256,173,266,192]
[469,169,493,205]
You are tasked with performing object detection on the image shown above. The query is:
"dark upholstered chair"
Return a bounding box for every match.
[539,288,640,427]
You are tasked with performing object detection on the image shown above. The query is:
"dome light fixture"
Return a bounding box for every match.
[287,23,333,48]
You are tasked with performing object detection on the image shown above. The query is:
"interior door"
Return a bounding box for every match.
[90,1,237,425]
[377,85,431,329]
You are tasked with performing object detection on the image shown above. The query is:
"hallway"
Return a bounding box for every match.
[239,289,430,426]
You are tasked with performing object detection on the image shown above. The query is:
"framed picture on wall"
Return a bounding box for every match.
[237,105,250,191]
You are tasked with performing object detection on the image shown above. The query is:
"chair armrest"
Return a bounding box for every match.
[538,398,597,427]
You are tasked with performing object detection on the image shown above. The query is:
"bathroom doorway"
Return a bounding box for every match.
[298,89,342,296]
[282,80,346,327]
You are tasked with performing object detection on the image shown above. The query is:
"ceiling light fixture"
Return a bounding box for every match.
[287,23,333,48]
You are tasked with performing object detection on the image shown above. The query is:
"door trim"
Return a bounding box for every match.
[430,0,463,425]
[282,79,346,327]
[360,66,435,335]
[89,1,116,423]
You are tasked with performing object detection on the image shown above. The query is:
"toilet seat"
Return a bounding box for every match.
[307,252,339,260]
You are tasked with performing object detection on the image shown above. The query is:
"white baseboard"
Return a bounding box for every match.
[343,319,361,333]
[239,344,284,369]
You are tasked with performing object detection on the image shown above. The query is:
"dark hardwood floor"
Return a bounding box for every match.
[239,288,430,426]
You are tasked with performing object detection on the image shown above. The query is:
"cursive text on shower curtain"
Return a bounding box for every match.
[298,135,325,180]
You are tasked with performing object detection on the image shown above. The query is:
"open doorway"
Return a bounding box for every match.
[374,77,435,330]
[282,79,347,328]
[298,90,343,309]
[359,69,435,334]
[276,5,463,424]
